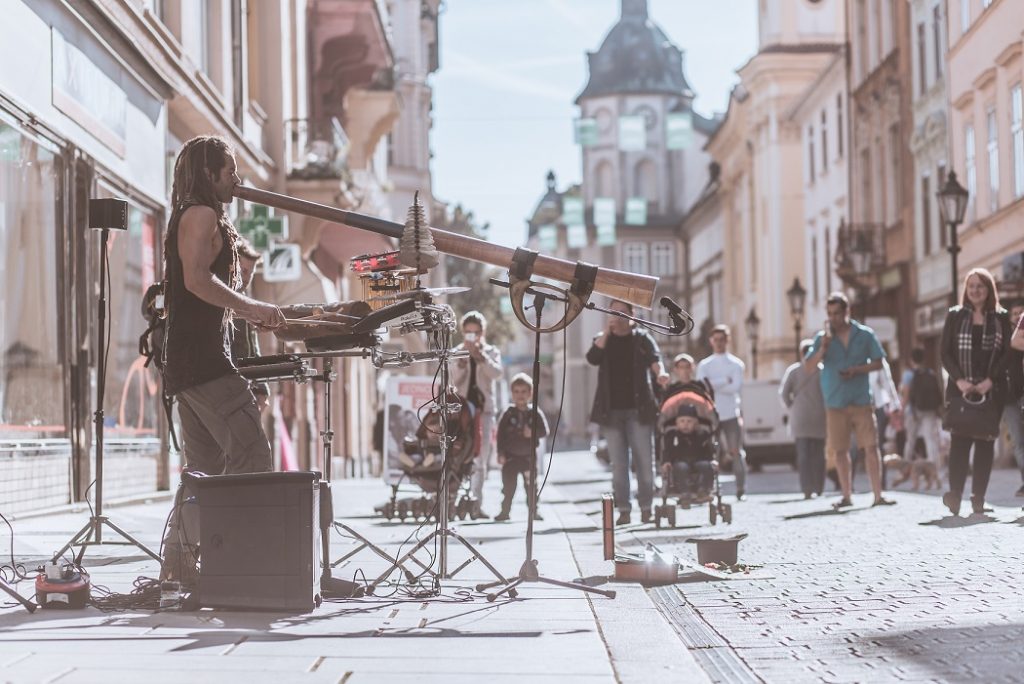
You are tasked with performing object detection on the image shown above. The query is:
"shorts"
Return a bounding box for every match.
[825,405,877,454]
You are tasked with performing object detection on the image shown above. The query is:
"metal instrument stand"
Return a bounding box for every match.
[476,289,615,601]
[311,356,412,586]
[364,313,515,596]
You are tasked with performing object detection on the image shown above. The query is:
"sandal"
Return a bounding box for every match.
[872,497,897,507]
[831,498,853,510]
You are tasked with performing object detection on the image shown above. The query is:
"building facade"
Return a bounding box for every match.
[0,0,430,513]
[947,0,1024,296]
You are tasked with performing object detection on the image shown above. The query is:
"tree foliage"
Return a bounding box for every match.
[436,205,515,347]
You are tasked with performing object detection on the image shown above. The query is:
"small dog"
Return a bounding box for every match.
[883,454,941,491]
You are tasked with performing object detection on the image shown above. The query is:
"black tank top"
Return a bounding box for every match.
[162,202,239,395]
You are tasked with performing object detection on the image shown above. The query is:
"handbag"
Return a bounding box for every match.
[942,392,1001,441]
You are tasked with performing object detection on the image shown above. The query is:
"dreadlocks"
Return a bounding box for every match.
[167,135,241,290]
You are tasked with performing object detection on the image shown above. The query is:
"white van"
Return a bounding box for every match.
[740,379,795,470]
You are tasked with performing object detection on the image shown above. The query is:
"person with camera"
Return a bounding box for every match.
[941,268,1011,516]
[452,311,504,519]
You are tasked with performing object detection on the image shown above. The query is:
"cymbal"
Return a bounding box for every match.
[367,287,470,302]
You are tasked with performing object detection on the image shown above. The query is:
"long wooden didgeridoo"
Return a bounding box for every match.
[233,185,657,310]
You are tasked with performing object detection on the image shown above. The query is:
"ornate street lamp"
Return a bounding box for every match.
[786,277,807,361]
[936,170,970,307]
[745,306,761,379]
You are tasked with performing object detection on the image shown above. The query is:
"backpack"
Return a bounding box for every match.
[909,368,943,412]
[138,281,180,451]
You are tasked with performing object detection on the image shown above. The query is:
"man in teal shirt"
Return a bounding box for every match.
[804,292,896,509]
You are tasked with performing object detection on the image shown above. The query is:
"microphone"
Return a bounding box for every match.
[659,296,692,335]
[660,296,683,315]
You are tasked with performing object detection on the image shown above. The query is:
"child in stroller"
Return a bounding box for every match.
[376,391,480,521]
[664,405,716,503]
[654,381,733,527]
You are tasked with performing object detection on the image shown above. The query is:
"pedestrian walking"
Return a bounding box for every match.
[900,347,944,467]
[673,352,714,397]
[1002,302,1024,498]
[697,325,748,500]
[804,292,895,509]
[586,300,671,525]
[780,339,826,499]
[940,269,1011,516]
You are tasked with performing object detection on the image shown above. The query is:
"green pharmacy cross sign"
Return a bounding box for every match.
[238,204,288,249]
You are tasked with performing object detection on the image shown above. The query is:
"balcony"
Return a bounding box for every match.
[285,117,351,181]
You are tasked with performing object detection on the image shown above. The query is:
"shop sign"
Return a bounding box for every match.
[51,28,127,157]
[261,243,302,282]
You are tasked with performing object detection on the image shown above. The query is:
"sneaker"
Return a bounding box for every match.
[640,509,653,524]
[615,511,631,526]
[942,491,961,517]
[735,490,745,501]
[494,512,510,522]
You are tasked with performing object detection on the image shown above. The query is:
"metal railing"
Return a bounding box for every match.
[284,117,350,180]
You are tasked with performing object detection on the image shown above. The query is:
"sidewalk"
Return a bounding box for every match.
[0,454,705,684]
[2,452,1022,683]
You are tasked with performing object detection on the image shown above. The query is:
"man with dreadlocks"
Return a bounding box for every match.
[159,135,286,585]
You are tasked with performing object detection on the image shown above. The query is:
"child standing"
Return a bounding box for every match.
[495,373,549,522]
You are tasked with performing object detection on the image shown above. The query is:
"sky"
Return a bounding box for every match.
[430,0,760,248]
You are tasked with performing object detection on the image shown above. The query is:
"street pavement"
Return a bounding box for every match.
[0,452,1021,683]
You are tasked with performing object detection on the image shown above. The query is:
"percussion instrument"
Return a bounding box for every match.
[233,185,658,309]
[237,355,317,383]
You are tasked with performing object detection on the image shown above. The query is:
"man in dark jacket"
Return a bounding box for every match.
[1001,302,1024,497]
[586,300,670,525]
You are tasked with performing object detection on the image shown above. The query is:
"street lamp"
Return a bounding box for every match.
[786,277,807,361]
[745,306,761,379]
[936,170,970,307]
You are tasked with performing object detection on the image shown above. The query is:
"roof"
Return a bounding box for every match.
[575,0,695,104]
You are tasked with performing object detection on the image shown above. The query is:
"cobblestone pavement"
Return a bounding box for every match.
[563,457,1024,684]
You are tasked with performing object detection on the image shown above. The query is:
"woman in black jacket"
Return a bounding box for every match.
[939,268,1011,516]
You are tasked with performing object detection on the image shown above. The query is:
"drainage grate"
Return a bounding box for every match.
[649,585,763,684]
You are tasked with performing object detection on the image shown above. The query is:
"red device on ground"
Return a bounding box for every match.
[35,566,91,609]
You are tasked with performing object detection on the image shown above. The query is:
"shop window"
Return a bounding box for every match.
[0,124,64,439]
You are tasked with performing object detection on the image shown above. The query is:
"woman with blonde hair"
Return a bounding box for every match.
[939,268,1010,516]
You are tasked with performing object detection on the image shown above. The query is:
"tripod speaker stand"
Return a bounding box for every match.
[52,199,161,566]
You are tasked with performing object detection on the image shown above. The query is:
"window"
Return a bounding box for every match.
[856,0,869,78]
[889,125,901,224]
[917,23,928,95]
[961,0,970,35]
[837,94,844,157]
[821,110,828,172]
[650,241,675,277]
[921,174,932,256]
[938,162,948,246]
[824,228,832,293]
[808,125,816,184]
[0,123,65,440]
[1012,85,1023,198]
[860,148,873,222]
[932,5,943,80]
[965,124,977,218]
[811,235,819,302]
[987,107,999,211]
[622,242,648,275]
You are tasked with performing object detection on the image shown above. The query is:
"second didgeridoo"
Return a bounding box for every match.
[233,185,657,309]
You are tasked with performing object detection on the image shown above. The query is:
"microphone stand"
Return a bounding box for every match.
[477,283,618,601]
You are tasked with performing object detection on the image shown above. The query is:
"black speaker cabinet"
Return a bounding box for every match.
[191,471,321,611]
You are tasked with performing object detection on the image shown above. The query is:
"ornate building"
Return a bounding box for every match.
[525,0,717,447]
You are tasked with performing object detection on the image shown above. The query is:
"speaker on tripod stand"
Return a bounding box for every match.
[51,198,162,565]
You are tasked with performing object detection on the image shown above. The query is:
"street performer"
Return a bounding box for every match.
[159,135,286,584]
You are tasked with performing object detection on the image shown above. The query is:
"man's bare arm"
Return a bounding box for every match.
[178,206,284,328]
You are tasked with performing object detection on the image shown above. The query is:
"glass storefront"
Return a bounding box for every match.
[0,122,64,441]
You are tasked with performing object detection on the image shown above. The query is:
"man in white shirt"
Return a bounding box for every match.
[697,325,748,500]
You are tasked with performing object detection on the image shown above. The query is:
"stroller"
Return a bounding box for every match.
[376,392,480,522]
[653,381,733,527]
